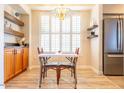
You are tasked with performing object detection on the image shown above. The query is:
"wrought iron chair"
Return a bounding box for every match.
[37,47,60,88]
[63,48,79,88]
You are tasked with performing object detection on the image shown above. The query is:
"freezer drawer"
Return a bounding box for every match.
[104,54,123,75]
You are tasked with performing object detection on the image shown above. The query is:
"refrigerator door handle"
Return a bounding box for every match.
[120,19,123,52]
[119,18,123,52]
[117,20,119,51]
[118,19,121,52]
[119,19,121,52]
[118,19,122,52]
[108,54,124,57]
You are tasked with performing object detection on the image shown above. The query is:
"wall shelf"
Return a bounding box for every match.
[4,27,24,37]
[4,11,24,26]
[87,35,98,39]
[87,25,98,31]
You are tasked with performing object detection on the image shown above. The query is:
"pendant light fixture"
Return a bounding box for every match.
[53,4,71,20]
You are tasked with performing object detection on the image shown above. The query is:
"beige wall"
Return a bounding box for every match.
[103,4,124,13]
[78,10,91,68]
[30,10,91,69]
[0,5,4,88]
[90,5,103,74]
[30,11,40,68]
[20,4,31,14]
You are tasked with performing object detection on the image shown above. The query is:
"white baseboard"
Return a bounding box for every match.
[90,66,103,75]
[29,65,40,70]
[77,65,99,74]
[90,66,99,74]
[77,65,91,69]
[78,65,103,75]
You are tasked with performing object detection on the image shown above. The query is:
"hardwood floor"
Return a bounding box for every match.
[5,68,124,89]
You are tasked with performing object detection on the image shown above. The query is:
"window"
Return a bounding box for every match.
[40,14,80,52]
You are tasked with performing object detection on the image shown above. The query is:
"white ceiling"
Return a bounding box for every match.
[28,4,95,10]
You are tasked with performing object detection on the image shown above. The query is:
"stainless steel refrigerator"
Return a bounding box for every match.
[103,18,124,75]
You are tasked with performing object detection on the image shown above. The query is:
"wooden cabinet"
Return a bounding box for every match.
[4,47,29,83]
[4,48,15,82]
[14,48,23,75]
[23,47,29,70]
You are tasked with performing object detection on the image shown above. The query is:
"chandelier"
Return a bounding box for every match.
[54,5,71,20]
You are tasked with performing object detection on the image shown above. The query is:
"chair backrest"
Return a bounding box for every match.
[37,47,43,54]
[37,47,45,66]
[75,48,79,55]
[72,48,79,65]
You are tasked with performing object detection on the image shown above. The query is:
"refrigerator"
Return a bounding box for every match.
[103,18,124,75]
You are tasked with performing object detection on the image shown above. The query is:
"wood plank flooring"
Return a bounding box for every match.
[5,68,124,89]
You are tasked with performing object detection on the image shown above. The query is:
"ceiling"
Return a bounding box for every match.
[28,4,95,10]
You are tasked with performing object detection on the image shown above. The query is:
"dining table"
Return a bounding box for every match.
[38,52,78,86]
[38,52,78,57]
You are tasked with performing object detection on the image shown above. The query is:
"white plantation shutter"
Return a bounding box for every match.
[40,14,80,52]
[72,16,80,33]
[41,34,49,51]
[51,34,60,51]
[51,16,60,51]
[41,16,49,33]
[62,17,70,33]
[72,34,80,51]
[40,16,50,51]
[62,34,70,52]
[51,16,60,33]
[61,17,71,52]
[72,16,80,51]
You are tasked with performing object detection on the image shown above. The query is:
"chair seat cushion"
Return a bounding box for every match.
[45,62,74,67]
[59,62,74,66]
[45,62,59,66]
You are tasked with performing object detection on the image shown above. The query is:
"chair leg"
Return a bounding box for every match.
[71,68,73,77]
[43,68,45,79]
[73,68,77,89]
[45,68,47,77]
[39,67,43,88]
[56,68,61,85]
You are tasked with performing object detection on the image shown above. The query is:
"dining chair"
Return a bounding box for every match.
[59,48,79,89]
[37,47,60,88]
[66,48,79,77]
[75,48,79,55]
[37,47,51,78]
[37,47,43,54]
[37,47,47,78]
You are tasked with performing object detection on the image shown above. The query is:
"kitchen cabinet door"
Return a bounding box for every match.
[4,48,15,82]
[23,47,29,70]
[15,48,23,75]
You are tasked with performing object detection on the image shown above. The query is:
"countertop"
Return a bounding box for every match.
[4,46,28,48]
[4,43,29,48]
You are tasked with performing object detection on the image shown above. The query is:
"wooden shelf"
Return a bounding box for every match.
[4,27,24,37]
[87,25,98,31]
[87,35,98,39]
[4,11,24,26]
